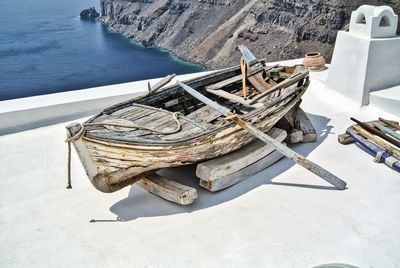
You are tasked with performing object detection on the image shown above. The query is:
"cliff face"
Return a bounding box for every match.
[99,0,400,68]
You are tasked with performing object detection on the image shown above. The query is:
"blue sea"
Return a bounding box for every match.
[0,0,202,101]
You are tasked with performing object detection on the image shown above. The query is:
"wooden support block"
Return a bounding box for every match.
[338,133,355,145]
[196,128,287,181]
[137,173,198,205]
[199,150,284,192]
[294,108,317,143]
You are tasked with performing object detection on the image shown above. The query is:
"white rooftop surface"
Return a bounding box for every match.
[1,60,399,268]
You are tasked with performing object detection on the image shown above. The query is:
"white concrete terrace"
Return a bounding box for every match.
[0,59,399,267]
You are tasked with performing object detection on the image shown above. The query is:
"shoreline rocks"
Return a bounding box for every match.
[80,7,100,20]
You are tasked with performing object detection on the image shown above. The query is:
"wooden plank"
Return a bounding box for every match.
[249,70,309,104]
[199,149,284,192]
[353,125,400,158]
[206,88,262,108]
[178,80,347,190]
[238,45,259,66]
[196,128,287,181]
[206,68,263,91]
[338,133,354,145]
[248,70,271,93]
[137,173,198,205]
[351,117,400,148]
[186,105,222,124]
[346,128,400,173]
[150,74,176,93]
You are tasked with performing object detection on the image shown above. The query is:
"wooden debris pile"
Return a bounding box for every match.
[339,117,400,173]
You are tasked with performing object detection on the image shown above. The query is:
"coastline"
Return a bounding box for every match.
[98,16,211,70]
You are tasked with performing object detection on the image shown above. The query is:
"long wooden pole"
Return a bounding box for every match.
[352,125,400,158]
[350,118,400,148]
[240,57,247,98]
[346,127,400,173]
[375,124,400,141]
[177,81,347,190]
[379,117,400,131]
[150,74,176,93]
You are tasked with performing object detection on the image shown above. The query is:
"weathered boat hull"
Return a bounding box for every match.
[67,82,307,193]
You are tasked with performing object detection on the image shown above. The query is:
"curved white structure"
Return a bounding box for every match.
[350,5,398,38]
[327,5,400,113]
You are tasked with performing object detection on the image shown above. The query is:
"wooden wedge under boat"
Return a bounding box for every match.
[66,57,310,193]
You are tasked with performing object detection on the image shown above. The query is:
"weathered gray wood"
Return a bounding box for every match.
[178,81,347,190]
[238,45,259,67]
[249,70,309,104]
[150,74,176,93]
[199,150,284,192]
[206,68,263,91]
[294,108,317,143]
[196,128,287,181]
[247,68,271,93]
[261,83,302,108]
[186,105,221,126]
[206,88,262,108]
[137,173,198,205]
[338,133,354,145]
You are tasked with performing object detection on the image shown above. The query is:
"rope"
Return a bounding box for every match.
[374,151,384,163]
[67,142,72,189]
[65,123,84,189]
[84,112,183,135]
[65,124,84,143]
[63,112,183,190]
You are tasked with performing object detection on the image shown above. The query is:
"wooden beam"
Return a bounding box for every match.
[249,70,309,104]
[206,88,262,108]
[177,80,347,190]
[338,133,354,145]
[206,67,263,91]
[196,128,287,181]
[199,150,284,192]
[137,174,198,205]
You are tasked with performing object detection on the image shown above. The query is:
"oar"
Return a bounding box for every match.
[177,81,347,190]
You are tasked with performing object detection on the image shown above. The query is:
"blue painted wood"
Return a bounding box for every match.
[346,128,400,173]
[375,124,400,142]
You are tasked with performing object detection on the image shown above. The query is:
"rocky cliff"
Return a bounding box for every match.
[99,0,400,68]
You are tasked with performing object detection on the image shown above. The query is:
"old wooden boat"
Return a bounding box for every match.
[66,58,310,193]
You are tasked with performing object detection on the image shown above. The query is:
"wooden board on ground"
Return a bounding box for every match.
[137,173,198,205]
[199,150,284,192]
[196,127,287,181]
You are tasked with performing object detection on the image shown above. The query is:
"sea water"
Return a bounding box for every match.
[0,0,202,100]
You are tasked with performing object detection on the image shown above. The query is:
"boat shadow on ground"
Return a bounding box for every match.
[109,113,335,222]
